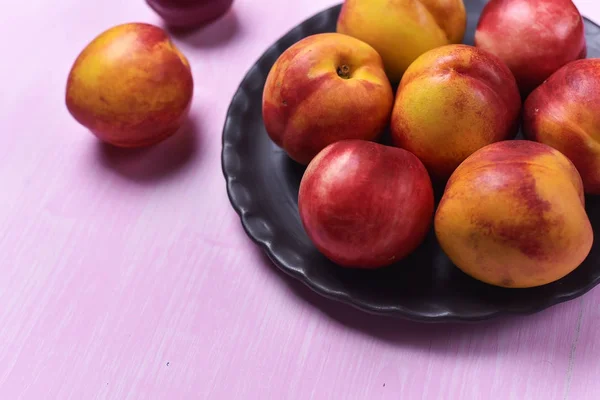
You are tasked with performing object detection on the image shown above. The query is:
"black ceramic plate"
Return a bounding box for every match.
[222,0,600,322]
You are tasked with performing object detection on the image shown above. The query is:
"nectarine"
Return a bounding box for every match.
[524,59,600,194]
[66,23,194,147]
[435,140,593,288]
[299,140,434,269]
[475,0,586,95]
[262,33,393,165]
[390,44,521,181]
[337,0,466,82]
[146,0,233,28]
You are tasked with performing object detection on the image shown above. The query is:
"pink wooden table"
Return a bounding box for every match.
[2,0,600,398]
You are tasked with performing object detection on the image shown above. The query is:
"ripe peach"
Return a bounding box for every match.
[66,23,194,147]
[524,59,600,195]
[262,33,393,165]
[435,140,593,288]
[337,0,466,82]
[475,0,586,95]
[390,44,521,181]
[299,140,434,269]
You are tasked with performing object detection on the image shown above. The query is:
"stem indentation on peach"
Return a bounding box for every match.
[337,65,351,79]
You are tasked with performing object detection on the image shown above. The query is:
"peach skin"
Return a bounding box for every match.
[66,23,194,147]
[390,44,521,181]
[435,140,593,289]
[337,0,466,82]
[524,59,600,195]
[262,33,394,165]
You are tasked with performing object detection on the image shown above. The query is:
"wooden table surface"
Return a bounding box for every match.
[1,0,600,399]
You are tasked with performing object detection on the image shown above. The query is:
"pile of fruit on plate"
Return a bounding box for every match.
[62,0,600,296]
[261,0,599,290]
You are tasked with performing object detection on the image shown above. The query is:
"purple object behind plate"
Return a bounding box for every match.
[146,0,234,28]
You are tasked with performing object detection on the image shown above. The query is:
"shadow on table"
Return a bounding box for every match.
[95,116,201,184]
[166,9,240,48]
[257,251,583,355]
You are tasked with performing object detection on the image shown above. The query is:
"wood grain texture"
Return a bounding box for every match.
[1,0,599,399]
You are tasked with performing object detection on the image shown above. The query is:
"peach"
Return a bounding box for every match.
[66,23,194,147]
[390,44,521,181]
[435,140,593,288]
[524,59,600,194]
[337,0,466,82]
[475,0,586,95]
[262,33,393,165]
[299,140,434,268]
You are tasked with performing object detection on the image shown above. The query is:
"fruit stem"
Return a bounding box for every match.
[337,65,351,79]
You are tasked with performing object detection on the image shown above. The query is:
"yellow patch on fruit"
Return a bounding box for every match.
[337,0,466,81]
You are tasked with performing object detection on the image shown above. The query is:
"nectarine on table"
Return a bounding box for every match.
[435,140,593,288]
[524,59,600,194]
[475,0,586,96]
[337,0,466,82]
[66,23,194,148]
[262,33,393,165]
[146,0,233,28]
[298,140,434,269]
[390,44,521,181]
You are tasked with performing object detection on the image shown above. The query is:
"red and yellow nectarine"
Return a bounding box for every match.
[524,59,600,194]
[66,23,194,147]
[435,140,593,288]
[299,140,434,269]
[262,33,393,165]
[390,44,521,181]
